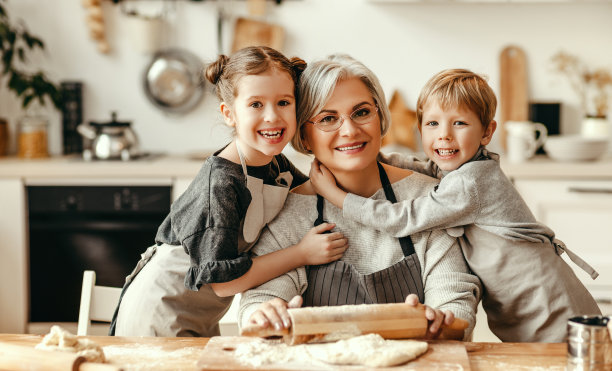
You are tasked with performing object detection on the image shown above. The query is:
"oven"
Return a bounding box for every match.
[27,184,171,323]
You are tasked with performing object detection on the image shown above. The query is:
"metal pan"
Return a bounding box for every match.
[143,48,205,114]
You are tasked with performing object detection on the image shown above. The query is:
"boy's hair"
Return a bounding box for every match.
[291,54,391,154]
[416,69,497,128]
[205,46,306,107]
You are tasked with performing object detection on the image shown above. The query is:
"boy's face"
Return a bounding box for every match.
[420,99,496,171]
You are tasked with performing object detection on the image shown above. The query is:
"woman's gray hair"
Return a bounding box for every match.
[291,54,391,154]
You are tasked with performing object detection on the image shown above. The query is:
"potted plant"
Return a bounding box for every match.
[0,0,62,157]
[551,51,612,139]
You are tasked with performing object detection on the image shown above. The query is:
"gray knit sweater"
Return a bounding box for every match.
[238,171,481,337]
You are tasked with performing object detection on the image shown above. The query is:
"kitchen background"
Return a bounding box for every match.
[1,0,611,157]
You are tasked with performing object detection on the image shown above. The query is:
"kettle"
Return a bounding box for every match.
[77,112,140,161]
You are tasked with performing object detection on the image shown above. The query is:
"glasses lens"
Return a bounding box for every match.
[314,115,340,131]
[351,105,376,124]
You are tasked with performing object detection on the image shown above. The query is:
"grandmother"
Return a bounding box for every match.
[238,55,481,339]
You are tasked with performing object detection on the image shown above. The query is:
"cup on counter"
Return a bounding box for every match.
[567,315,611,371]
[505,121,548,163]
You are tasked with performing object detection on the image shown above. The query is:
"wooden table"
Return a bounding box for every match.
[0,334,567,370]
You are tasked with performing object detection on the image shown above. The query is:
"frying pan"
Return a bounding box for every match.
[143,48,205,114]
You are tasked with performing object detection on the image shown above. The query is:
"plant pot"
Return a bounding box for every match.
[581,116,610,139]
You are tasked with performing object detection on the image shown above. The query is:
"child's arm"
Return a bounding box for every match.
[211,222,347,297]
[377,152,442,179]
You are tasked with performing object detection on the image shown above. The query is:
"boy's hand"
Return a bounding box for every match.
[310,159,347,209]
[296,223,348,265]
[248,296,303,331]
[404,294,456,339]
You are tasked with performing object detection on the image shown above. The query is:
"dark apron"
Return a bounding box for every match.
[303,162,424,307]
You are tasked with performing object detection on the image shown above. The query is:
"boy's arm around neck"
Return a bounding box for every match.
[343,170,480,238]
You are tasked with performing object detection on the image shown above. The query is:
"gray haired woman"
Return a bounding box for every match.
[238,55,481,339]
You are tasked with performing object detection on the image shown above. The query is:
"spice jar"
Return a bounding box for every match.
[0,118,7,156]
[18,116,49,158]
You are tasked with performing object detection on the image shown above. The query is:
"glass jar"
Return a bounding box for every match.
[18,116,49,158]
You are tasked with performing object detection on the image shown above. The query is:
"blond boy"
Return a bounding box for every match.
[310,69,600,342]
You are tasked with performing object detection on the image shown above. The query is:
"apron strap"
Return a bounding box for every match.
[553,238,599,280]
[376,162,416,257]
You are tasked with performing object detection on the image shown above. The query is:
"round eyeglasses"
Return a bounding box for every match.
[307,104,379,132]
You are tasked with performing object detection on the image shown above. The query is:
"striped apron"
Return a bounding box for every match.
[303,162,424,307]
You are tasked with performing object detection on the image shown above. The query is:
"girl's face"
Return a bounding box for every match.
[420,98,495,171]
[222,68,297,165]
[303,77,381,175]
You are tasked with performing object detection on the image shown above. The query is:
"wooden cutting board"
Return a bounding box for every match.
[231,17,285,53]
[499,45,529,150]
[197,336,471,370]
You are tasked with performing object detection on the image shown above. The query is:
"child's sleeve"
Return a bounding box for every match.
[378,152,442,179]
[343,173,479,238]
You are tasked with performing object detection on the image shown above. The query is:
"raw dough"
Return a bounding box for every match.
[234,334,428,368]
[307,333,428,367]
[35,325,106,363]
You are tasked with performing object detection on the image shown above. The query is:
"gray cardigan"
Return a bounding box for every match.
[343,149,600,342]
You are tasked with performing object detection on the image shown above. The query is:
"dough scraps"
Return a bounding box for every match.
[35,325,106,363]
[234,333,428,368]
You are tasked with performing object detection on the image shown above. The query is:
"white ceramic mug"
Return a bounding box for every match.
[505,121,548,163]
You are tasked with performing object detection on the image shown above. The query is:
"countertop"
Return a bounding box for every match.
[0,333,567,370]
[1,152,611,180]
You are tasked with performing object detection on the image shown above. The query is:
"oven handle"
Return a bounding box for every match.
[568,187,612,194]
[29,218,162,231]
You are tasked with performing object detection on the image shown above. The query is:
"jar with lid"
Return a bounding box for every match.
[17,116,49,158]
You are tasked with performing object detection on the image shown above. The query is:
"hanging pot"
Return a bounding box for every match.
[143,48,205,114]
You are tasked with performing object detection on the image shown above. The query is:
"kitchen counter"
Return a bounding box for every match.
[0,333,567,370]
[1,153,611,180]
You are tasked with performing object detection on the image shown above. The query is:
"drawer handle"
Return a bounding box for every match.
[568,187,612,194]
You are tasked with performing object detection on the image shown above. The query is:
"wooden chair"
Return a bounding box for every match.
[77,270,122,336]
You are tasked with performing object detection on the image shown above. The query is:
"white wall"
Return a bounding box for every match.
[1,0,611,156]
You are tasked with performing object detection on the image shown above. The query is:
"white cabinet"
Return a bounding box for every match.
[0,179,27,333]
[514,179,612,308]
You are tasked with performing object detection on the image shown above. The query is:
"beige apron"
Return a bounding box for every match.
[112,144,294,337]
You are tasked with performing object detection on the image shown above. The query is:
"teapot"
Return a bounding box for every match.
[77,112,140,161]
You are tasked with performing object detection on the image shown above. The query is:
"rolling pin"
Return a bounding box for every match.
[240,303,469,345]
[0,342,122,371]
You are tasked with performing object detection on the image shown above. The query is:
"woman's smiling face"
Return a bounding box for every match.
[303,77,381,174]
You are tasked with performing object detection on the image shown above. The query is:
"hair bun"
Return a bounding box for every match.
[290,57,307,77]
[205,54,229,85]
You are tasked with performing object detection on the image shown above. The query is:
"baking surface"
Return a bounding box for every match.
[197,336,471,370]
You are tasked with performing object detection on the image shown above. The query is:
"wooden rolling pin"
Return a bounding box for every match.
[0,342,122,371]
[241,302,469,345]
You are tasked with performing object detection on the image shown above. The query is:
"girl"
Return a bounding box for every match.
[110,46,348,337]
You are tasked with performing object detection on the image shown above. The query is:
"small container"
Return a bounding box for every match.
[0,118,8,156]
[17,116,49,158]
[567,315,611,371]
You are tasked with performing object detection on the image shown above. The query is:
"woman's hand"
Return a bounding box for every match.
[247,296,303,331]
[310,159,347,209]
[296,223,348,265]
[404,294,456,339]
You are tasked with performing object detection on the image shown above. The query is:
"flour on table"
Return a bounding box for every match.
[103,344,204,371]
[234,334,428,368]
[35,325,105,363]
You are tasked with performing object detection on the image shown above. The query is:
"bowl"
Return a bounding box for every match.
[544,135,609,161]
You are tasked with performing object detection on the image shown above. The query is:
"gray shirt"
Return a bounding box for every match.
[239,171,481,337]
[344,148,600,342]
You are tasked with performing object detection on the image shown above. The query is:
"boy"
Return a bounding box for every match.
[310,68,600,342]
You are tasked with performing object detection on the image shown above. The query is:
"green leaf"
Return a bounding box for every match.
[22,94,34,109]
[8,71,29,95]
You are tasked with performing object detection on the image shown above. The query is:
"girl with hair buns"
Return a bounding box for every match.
[110,46,348,337]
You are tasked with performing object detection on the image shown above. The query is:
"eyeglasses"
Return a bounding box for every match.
[307,104,379,132]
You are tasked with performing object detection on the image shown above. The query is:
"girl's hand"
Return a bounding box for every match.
[296,223,348,265]
[404,294,455,339]
[310,159,347,209]
[247,296,303,331]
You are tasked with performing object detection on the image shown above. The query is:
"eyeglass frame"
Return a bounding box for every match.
[305,104,380,132]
